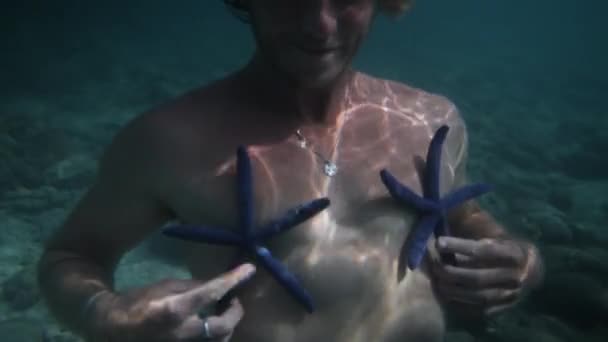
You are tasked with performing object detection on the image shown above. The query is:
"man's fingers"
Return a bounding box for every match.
[436,283,520,307]
[453,253,476,267]
[437,237,526,266]
[436,237,478,257]
[170,298,244,341]
[484,301,518,317]
[174,263,256,314]
[201,263,257,302]
[431,253,480,270]
[206,297,245,337]
[433,263,522,288]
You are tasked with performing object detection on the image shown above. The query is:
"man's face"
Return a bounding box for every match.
[248,0,376,88]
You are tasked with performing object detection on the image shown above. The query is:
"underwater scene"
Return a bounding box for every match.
[1,0,606,341]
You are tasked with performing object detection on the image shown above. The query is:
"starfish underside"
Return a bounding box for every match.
[380,125,492,270]
[162,146,329,313]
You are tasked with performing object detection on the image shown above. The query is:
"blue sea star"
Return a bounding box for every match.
[161,146,330,313]
[379,125,492,270]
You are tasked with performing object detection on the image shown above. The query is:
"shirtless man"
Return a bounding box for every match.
[37,0,544,341]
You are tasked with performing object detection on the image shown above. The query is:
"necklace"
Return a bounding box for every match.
[294,129,338,177]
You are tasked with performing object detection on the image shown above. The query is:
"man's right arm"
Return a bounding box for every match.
[37,115,175,339]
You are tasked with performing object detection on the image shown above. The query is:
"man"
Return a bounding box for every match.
[37,0,544,341]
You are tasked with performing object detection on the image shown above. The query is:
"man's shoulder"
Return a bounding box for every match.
[121,81,228,146]
[356,72,464,127]
[101,85,220,176]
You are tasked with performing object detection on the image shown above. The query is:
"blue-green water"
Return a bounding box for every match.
[1,1,606,341]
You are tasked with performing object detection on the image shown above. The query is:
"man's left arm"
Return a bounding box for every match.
[430,103,544,316]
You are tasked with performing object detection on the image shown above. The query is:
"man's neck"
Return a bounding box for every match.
[235,52,355,127]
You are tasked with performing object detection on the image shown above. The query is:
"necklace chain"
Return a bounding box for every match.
[294,129,338,177]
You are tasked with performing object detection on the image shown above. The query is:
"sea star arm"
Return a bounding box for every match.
[382,125,493,271]
[379,169,439,212]
[236,146,253,236]
[163,146,328,313]
[406,214,441,269]
[254,246,315,313]
[234,146,317,311]
[162,224,244,246]
[254,198,330,241]
[423,125,449,200]
[441,183,492,210]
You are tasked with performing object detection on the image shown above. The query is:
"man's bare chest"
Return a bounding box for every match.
[158,125,448,340]
[161,118,454,284]
[168,119,433,236]
[152,93,458,340]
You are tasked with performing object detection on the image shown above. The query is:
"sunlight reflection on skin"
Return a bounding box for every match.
[202,72,461,341]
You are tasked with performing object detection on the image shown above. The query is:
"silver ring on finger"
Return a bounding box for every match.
[202,318,212,339]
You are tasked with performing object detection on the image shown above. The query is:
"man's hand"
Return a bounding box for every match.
[430,236,541,317]
[87,263,257,342]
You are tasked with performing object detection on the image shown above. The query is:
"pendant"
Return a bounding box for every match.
[323,161,338,177]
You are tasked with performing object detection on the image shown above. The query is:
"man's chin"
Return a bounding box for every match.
[289,66,347,89]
